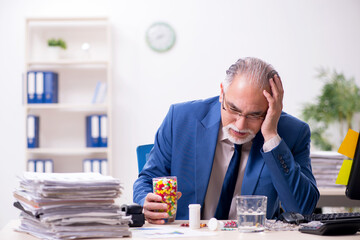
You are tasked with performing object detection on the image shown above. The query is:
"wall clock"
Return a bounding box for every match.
[146,22,176,53]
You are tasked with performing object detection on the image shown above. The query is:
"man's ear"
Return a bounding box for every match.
[265,85,272,97]
[219,83,224,102]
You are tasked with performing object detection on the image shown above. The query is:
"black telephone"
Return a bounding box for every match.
[299,219,360,236]
[121,204,145,227]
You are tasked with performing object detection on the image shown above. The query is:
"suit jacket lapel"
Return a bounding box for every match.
[195,102,221,204]
[241,132,266,195]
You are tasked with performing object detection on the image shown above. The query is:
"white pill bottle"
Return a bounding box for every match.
[188,204,201,229]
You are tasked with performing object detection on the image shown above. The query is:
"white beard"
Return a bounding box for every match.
[223,124,256,145]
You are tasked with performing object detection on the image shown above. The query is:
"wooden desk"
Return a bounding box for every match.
[1,220,359,240]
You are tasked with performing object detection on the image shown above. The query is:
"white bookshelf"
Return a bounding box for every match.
[24,17,113,175]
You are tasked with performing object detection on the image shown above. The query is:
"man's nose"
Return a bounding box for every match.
[234,115,247,130]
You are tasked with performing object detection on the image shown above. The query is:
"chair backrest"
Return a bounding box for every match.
[136,144,154,173]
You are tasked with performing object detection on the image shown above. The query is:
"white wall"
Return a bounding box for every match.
[1,0,359,228]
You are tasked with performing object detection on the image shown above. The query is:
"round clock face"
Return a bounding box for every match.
[146,22,176,53]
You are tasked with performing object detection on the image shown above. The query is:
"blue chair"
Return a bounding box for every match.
[136,144,154,173]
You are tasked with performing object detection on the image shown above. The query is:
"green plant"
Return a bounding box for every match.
[47,38,67,50]
[302,68,360,150]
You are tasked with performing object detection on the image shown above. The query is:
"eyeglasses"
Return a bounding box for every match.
[221,93,266,122]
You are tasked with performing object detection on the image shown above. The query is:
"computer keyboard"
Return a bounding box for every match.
[303,212,360,222]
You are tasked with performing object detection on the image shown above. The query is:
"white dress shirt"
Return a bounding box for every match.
[202,126,281,220]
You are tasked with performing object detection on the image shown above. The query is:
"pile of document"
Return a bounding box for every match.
[13,172,131,240]
[310,151,344,188]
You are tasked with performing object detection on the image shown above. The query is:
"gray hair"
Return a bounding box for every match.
[223,57,278,92]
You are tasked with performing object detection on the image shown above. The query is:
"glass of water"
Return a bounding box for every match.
[236,195,267,232]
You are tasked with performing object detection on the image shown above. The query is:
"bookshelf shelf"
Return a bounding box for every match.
[24,17,112,175]
[26,104,108,111]
[28,60,109,67]
[27,148,109,155]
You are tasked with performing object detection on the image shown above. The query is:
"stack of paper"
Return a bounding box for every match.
[310,151,345,188]
[13,172,131,239]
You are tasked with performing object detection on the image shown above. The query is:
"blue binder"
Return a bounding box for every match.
[100,159,108,175]
[27,115,39,148]
[44,159,54,173]
[83,159,92,172]
[92,159,101,173]
[35,159,44,173]
[27,159,36,172]
[35,72,44,103]
[99,114,108,147]
[86,115,100,147]
[44,72,58,103]
[27,159,52,172]
[27,72,36,103]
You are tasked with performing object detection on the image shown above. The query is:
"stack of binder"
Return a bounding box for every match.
[310,151,345,188]
[27,71,58,104]
[86,114,108,147]
[83,159,108,175]
[13,172,131,239]
[27,159,54,173]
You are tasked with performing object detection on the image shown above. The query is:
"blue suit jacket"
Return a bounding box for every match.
[133,96,319,219]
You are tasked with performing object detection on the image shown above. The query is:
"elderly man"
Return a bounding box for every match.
[133,57,319,224]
